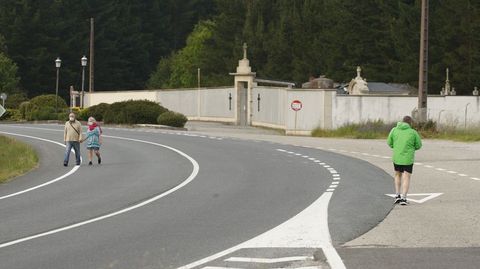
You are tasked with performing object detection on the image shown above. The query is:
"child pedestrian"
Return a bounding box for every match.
[82,116,102,165]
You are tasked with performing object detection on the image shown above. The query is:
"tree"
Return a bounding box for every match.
[0,52,20,94]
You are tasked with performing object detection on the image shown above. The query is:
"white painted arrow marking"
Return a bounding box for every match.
[225,256,311,264]
[385,193,443,204]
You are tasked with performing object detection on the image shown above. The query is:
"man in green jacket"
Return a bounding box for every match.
[387,116,422,205]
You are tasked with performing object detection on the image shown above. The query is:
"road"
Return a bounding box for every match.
[1,123,477,268]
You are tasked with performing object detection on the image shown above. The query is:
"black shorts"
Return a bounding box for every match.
[394,163,413,174]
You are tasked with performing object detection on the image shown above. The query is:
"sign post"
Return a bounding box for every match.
[0,93,6,107]
[291,100,302,135]
[0,105,5,118]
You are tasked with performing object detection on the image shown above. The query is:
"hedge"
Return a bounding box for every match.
[157,111,188,128]
[103,100,168,124]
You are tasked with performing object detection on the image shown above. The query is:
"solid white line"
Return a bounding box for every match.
[0,135,200,249]
[0,131,80,200]
[225,256,311,263]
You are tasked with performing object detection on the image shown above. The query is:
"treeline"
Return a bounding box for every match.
[1,0,480,98]
[149,0,480,95]
[0,0,215,98]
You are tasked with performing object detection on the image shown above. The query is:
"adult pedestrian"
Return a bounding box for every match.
[82,116,102,165]
[387,115,422,205]
[64,112,83,166]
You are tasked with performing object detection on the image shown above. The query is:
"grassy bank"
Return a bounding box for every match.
[0,135,39,183]
[312,120,480,142]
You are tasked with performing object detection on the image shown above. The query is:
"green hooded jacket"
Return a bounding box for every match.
[387,122,422,165]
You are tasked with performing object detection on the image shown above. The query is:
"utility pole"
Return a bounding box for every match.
[418,0,429,122]
[89,18,94,93]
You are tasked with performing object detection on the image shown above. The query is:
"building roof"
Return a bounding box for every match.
[367,82,412,94]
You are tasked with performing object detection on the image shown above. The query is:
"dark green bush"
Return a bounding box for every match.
[0,109,21,121]
[5,92,28,109]
[81,103,110,121]
[157,111,188,128]
[29,94,67,109]
[104,100,168,124]
[18,94,68,121]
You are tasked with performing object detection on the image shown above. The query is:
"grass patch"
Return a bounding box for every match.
[0,135,39,183]
[312,120,480,142]
[312,120,395,139]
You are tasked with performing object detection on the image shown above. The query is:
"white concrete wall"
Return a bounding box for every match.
[85,87,236,123]
[252,87,286,129]
[252,87,334,135]
[333,95,418,128]
[85,88,480,132]
[85,90,157,106]
[333,95,480,128]
[428,96,480,128]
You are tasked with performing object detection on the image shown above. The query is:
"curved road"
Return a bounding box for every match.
[0,124,392,269]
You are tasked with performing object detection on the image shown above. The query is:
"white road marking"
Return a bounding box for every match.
[472,177,480,181]
[447,171,457,174]
[331,182,339,185]
[0,131,81,200]
[458,174,468,177]
[308,158,316,161]
[0,135,200,249]
[385,193,443,204]
[328,185,338,188]
[178,192,345,269]
[224,256,311,263]
[326,189,335,192]
[436,168,446,171]
[424,165,434,168]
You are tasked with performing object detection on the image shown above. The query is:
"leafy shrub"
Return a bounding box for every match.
[81,103,110,121]
[19,94,68,121]
[29,94,67,109]
[4,92,28,109]
[157,111,188,127]
[103,100,168,124]
[0,109,21,121]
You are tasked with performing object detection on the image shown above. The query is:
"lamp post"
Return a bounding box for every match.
[55,57,62,113]
[81,55,87,108]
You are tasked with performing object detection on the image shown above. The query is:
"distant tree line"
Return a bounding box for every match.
[1,0,479,98]
[0,0,215,98]
[149,0,480,95]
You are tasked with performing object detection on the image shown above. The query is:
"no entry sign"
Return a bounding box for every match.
[291,100,302,111]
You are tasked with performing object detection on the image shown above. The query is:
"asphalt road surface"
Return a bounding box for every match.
[0,124,394,269]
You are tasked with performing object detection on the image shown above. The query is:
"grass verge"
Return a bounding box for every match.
[312,120,480,142]
[0,135,39,183]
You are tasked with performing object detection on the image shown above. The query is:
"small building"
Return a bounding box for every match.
[347,66,412,95]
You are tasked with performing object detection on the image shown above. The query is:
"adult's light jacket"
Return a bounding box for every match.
[387,122,422,165]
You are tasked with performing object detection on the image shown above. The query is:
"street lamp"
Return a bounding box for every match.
[55,57,62,113]
[81,55,88,109]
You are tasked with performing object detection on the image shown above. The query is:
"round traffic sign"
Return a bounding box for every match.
[291,100,302,111]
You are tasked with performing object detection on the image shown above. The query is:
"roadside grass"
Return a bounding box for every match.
[0,135,39,183]
[312,120,480,142]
